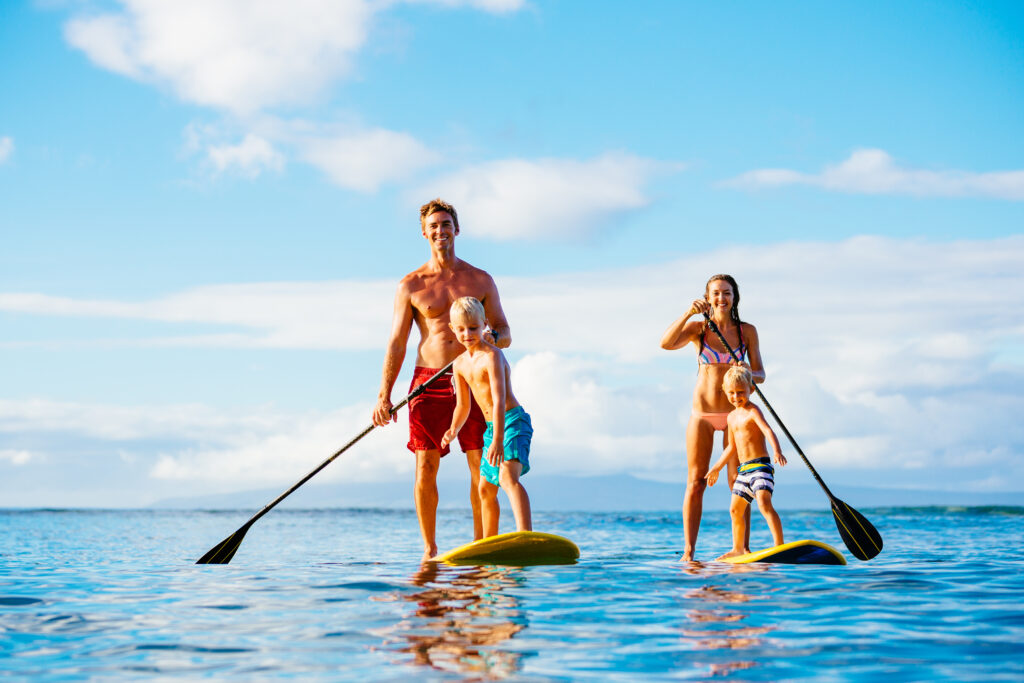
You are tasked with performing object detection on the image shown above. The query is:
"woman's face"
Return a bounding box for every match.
[706,280,734,315]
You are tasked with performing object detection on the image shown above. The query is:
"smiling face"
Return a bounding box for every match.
[449,310,485,349]
[705,279,735,317]
[723,378,751,409]
[422,210,458,252]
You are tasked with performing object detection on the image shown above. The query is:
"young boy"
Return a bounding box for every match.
[705,366,787,560]
[441,297,533,538]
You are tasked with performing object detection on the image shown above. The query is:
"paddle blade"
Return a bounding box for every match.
[196,525,250,565]
[831,498,883,561]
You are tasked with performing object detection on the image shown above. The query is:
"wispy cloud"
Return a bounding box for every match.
[301,128,441,192]
[206,134,284,178]
[63,0,525,115]
[3,236,1023,501]
[725,148,1024,200]
[0,136,13,164]
[417,153,684,240]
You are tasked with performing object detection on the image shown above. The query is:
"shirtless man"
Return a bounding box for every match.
[372,198,511,560]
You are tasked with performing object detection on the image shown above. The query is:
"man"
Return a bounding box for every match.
[372,198,511,560]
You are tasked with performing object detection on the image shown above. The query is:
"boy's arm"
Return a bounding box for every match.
[705,438,737,486]
[752,406,786,465]
[440,364,471,449]
[485,352,508,467]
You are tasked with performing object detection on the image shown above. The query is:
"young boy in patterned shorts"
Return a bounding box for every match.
[705,366,787,559]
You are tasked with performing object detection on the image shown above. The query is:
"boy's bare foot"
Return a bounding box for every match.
[715,549,748,560]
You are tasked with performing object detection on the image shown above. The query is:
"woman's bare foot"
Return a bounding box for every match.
[716,548,748,561]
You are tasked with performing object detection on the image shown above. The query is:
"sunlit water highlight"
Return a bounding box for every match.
[2,508,1022,680]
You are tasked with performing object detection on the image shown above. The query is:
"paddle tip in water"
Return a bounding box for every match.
[195,528,248,565]
[831,499,883,561]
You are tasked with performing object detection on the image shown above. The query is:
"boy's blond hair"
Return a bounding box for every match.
[723,365,753,389]
[450,296,485,324]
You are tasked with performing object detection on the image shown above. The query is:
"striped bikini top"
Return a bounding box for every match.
[697,325,745,365]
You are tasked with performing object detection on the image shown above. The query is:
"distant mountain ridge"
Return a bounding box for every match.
[147,474,1023,511]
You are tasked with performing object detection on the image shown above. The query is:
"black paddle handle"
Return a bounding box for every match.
[239,361,456,529]
[703,315,836,500]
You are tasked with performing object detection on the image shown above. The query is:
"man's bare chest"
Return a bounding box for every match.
[412,281,484,319]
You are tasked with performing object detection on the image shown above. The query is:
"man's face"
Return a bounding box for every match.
[422,210,458,249]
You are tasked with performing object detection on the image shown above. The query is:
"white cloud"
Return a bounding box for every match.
[302,128,440,192]
[64,0,374,114]
[726,148,1024,200]
[419,153,682,240]
[0,136,13,164]
[3,236,1024,497]
[0,449,35,466]
[63,0,526,115]
[206,134,284,178]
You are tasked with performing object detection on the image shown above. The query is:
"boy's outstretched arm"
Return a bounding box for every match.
[440,368,471,449]
[753,406,786,465]
[705,440,737,487]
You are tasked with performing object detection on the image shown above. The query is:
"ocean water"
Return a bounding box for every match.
[1,507,1022,681]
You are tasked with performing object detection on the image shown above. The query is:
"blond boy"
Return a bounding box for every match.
[441,297,532,538]
[705,366,787,560]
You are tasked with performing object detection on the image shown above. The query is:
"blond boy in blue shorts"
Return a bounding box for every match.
[441,297,532,537]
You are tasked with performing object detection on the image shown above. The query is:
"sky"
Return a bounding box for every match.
[1,0,1023,508]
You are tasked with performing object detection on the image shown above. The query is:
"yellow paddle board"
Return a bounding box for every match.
[721,539,846,565]
[434,531,580,566]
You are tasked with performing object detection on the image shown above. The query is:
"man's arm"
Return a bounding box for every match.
[372,282,414,427]
[480,273,511,349]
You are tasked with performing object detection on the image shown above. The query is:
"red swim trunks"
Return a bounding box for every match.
[407,366,486,456]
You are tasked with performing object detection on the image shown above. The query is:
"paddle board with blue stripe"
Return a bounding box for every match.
[721,539,846,565]
[434,531,579,566]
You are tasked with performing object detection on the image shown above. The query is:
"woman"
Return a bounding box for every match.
[660,274,765,562]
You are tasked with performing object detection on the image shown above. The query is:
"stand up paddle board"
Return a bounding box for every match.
[721,539,846,565]
[434,531,580,566]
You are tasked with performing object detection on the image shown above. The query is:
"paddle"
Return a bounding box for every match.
[195,362,456,564]
[704,315,883,561]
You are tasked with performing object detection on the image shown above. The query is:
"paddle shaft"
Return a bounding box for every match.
[203,361,454,549]
[702,315,836,499]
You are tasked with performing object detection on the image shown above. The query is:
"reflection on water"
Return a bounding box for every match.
[678,563,774,676]
[380,563,527,678]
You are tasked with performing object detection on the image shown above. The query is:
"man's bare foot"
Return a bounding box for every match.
[716,548,748,560]
[421,546,437,561]
[680,550,695,562]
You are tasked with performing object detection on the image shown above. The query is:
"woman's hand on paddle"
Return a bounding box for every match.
[372,396,396,427]
[688,299,711,318]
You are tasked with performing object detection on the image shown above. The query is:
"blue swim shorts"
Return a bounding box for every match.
[480,406,532,486]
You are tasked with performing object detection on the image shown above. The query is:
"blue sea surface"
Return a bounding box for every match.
[1,507,1022,680]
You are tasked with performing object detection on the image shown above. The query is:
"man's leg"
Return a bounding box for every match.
[415,449,441,560]
[465,449,483,541]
